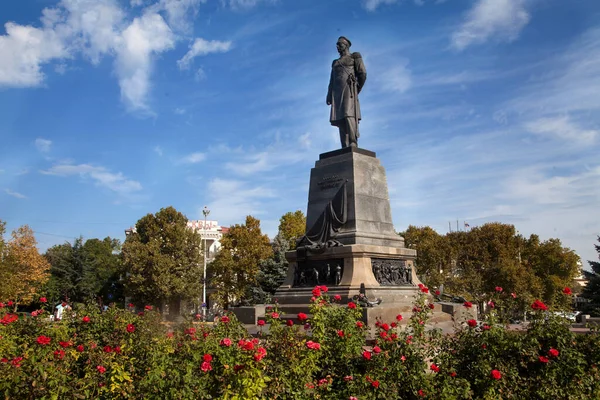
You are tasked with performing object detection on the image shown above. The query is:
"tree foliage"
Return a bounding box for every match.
[0,223,50,309]
[277,210,306,250]
[121,206,203,310]
[210,215,272,308]
[581,236,600,311]
[402,223,579,311]
[45,236,122,306]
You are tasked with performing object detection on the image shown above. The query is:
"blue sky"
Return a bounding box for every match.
[1,0,599,266]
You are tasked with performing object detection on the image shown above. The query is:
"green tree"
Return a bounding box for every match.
[0,224,50,309]
[581,237,600,313]
[401,225,452,289]
[45,237,122,306]
[277,210,306,250]
[209,215,273,308]
[121,206,203,316]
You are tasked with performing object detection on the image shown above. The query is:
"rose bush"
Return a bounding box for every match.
[0,286,599,399]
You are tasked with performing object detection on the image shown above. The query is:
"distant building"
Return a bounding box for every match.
[125,220,228,261]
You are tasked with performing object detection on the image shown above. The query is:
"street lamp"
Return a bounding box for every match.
[202,206,210,320]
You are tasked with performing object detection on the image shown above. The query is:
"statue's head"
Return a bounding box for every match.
[336,36,351,53]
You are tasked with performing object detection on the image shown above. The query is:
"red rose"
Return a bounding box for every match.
[430,363,440,373]
[145,305,152,310]
[421,286,429,294]
[286,319,294,326]
[82,316,90,323]
[304,323,311,330]
[7,301,13,306]
[200,361,212,372]
[428,303,435,309]
[234,364,244,372]
[488,301,495,309]
[297,312,308,321]
[335,330,344,338]
[59,341,71,348]
[103,346,112,353]
[306,341,321,350]
[396,314,403,321]
[549,348,559,358]
[450,371,457,377]
[563,287,572,295]
[0,303,4,308]
[77,345,84,352]
[254,347,267,361]
[344,375,353,381]
[372,346,381,354]
[380,323,390,331]
[271,312,279,319]
[467,319,477,327]
[463,301,472,308]
[114,346,121,354]
[185,327,196,336]
[539,355,549,363]
[483,324,491,331]
[511,292,517,299]
[11,357,23,368]
[220,316,230,323]
[36,335,51,345]
[418,389,426,397]
[348,302,357,309]
[379,331,388,339]
[54,349,65,360]
[40,297,47,303]
[362,351,372,360]
[203,354,212,362]
[531,300,548,311]
[243,341,255,351]
[128,303,134,308]
[220,338,232,347]
[97,365,107,374]
[257,320,265,326]
[356,321,364,328]
[312,287,321,297]
[371,380,380,388]
[127,324,135,333]
[495,286,503,293]
[333,294,341,301]
[319,285,329,293]
[491,369,502,380]
[435,290,441,296]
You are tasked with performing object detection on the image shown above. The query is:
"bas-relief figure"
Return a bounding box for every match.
[327,36,367,149]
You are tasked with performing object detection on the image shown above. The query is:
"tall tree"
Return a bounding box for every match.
[278,210,306,250]
[0,224,50,310]
[209,216,273,308]
[121,207,203,314]
[581,237,600,312]
[45,237,122,305]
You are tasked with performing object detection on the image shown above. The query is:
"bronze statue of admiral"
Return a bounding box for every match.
[327,36,367,148]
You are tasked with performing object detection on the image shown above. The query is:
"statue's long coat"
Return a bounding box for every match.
[327,52,367,125]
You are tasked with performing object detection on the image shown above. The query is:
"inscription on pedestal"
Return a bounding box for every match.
[317,175,344,191]
[372,259,412,286]
[293,259,344,287]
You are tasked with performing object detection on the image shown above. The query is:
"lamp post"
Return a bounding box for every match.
[202,206,210,320]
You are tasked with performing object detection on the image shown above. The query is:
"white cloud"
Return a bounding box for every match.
[41,163,142,195]
[0,22,69,87]
[150,0,204,33]
[525,116,598,146]
[195,67,207,81]
[177,38,232,70]
[114,13,175,112]
[205,178,277,225]
[4,189,27,199]
[362,0,399,12]
[34,138,52,153]
[174,107,186,114]
[222,0,276,10]
[451,0,530,51]
[154,145,163,156]
[181,152,206,164]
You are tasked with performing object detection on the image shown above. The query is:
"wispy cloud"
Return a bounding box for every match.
[4,189,27,199]
[177,38,232,70]
[180,152,206,164]
[451,0,530,50]
[40,163,142,195]
[221,0,277,11]
[525,116,598,146]
[34,138,52,153]
[362,0,399,12]
[153,145,163,156]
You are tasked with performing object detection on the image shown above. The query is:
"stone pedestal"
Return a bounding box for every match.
[275,147,423,318]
